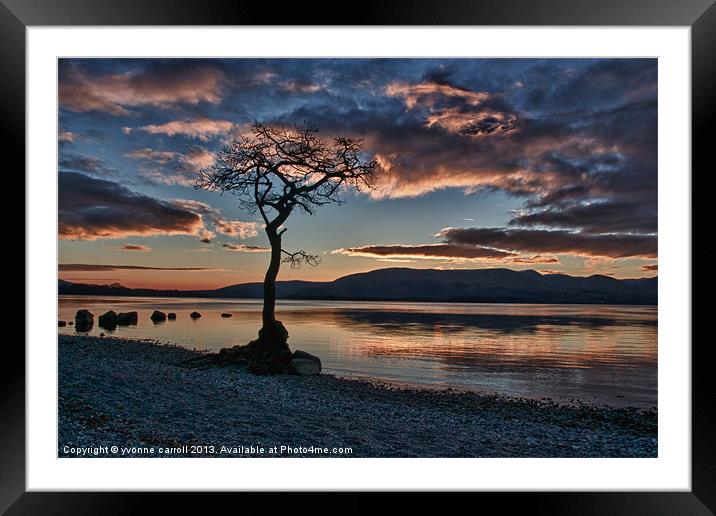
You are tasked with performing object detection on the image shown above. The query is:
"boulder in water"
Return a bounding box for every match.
[116,311,138,325]
[221,313,232,318]
[98,310,118,330]
[167,312,176,320]
[74,309,94,331]
[190,311,202,319]
[58,320,67,327]
[150,310,167,323]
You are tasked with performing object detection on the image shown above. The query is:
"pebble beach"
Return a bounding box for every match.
[59,334,657,458]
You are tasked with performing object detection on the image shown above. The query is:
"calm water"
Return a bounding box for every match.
[59,296,658,407]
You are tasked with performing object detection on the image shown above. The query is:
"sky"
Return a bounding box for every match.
[58,58,658,289]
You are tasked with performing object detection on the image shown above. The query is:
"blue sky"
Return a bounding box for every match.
[58,58,657,289]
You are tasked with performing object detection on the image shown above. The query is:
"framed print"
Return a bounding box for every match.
[4,0,711,512]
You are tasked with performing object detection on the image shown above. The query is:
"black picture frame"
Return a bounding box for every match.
[3,0,710,513]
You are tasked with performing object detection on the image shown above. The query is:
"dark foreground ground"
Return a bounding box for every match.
[58,335,657,458]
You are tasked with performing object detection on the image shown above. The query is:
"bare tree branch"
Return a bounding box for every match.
[196,121,377,230]
[196,122,377,330]
[281,249,321,269]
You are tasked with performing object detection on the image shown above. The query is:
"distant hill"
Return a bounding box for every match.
[59,267,657,305]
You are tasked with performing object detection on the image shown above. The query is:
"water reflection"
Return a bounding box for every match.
[59,296,657,407]
[302,308,657,335]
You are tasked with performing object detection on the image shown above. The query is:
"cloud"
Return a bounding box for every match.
[126,117,234,141]
[510,255,560,264]
[170,199,257,241]
[182,146,215,169]
[171,199,217,215]
[126,146,215,187]
[439,227,657,259]
[509,200,657,235]
[198,228,215,244]
[58,58,657,268]
[125,148,178,164]
[335,225,654,264]
[59,152,119,178]
[170,199,257,240]
[59,61,226,115]
[280,80,323,93]
[223,244,270,253]
[213,219,259,239]
[332,244,516,261]
[59,131,76,143]
[386,82,490,110]
[82,128,109,142]
[386,80,519,137]
[425,108,519,137]
[268,60,656,243]
[58,172,204,240]
[115,244,152,252]
[59,263,214,271]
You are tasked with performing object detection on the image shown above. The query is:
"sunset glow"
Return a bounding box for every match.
[59,58,657,289]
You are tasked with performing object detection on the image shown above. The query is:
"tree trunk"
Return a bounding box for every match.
[262,229,281,331]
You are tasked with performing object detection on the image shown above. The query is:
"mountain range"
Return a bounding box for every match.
[58,267,658,305]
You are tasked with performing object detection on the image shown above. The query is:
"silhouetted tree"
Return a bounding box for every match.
[196,122,376,372]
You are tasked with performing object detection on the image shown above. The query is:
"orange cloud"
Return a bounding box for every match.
[59,63,225,115]
[511,255,560,264]
[183,146,215,169]
[425,108,519,137]
[386,82,490,110]
[127,117,233,141]
[369,157,552,200]
[59,131,76,143]
[223,244,270,253]
[332,244,515,261]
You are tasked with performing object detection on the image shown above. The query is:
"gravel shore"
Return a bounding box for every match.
[59,335,657,458]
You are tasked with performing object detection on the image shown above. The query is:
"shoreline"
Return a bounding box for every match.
[59,292,658,307]
[59,334,657,458]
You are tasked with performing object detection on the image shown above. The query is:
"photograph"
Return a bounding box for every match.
[56,57,659,459]
[2,0,708,508]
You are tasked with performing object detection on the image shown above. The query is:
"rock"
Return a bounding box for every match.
[98,310,118,330]
[291,358,321,376]
[74,309,94,331]
[292,350,322,369]
[58,320,67,327]
[68,321,73,326]
[221,313,232,318]
[116,311,138,325]
[151,310,167,323]
[291,350,322,375]
[167,313,177,320]
[190,311,202,319]
[99,332,105,337]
